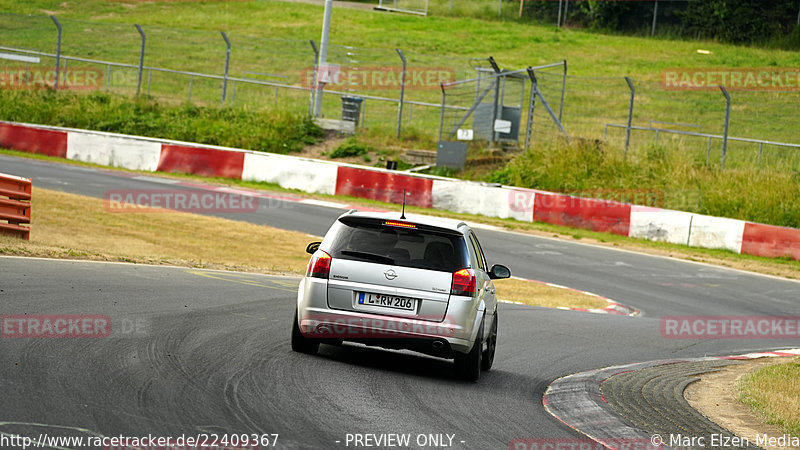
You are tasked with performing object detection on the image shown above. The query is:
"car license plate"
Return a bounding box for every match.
[358,292,417,311]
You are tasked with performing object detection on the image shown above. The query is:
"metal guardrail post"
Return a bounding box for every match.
[396,48,407,139]
[624,76,635,156]
[50,16,62,91]
[135,24,146,96]
[720,85,731,169]
[221,31,231,106]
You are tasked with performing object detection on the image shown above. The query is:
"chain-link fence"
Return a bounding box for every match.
[1,12,799,170]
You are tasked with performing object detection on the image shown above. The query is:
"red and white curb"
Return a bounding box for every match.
[499,277,639,316]
[4,120,800,261]
[542,348,800,449]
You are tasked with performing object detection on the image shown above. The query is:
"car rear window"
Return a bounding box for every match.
[325,218,469,273]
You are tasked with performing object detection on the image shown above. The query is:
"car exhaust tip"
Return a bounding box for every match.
[432,340,445,350]
[316,324,332,335]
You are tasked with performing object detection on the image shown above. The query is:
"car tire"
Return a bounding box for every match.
[481,312,497,371]
[453,318,483,382]
[291,310,319,355]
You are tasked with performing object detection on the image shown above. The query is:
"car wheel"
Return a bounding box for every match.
[291,310,319,355]
[481,312,497,371]
[453,318,483,382]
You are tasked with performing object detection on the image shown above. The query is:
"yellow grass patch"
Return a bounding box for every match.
[738,358,800,437]
[493,277,610,310]
[0,187,315,274]
[1,187,610,311]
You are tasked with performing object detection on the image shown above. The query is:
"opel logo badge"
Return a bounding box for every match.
[384,269,397,280]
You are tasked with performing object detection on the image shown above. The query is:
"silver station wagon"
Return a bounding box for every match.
[291,210,511,381]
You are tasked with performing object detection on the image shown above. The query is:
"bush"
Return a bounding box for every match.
[329,138,371,158]
[487,140,800,228]
[0,89,324,154]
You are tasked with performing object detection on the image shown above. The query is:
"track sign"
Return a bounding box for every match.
[494,119,512,134]
[457,129,473,141]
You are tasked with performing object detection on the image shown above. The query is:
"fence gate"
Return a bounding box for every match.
[439,60,567,151]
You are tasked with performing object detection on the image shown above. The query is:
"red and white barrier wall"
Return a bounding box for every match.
[2,120,798,261]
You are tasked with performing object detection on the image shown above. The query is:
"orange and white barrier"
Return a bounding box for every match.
[0,172,32,240]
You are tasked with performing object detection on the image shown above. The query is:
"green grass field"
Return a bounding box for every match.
[0,0,798,228]
[2,0,799,147]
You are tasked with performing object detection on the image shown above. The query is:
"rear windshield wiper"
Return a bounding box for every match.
[339,250,395,265]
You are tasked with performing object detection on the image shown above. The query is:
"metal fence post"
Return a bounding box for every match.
[563,0,569,25]
[559,59,567,122]
[309,40,319,117]
[488,57,501,145]
[498,0,502,18]
[438,83,446,144]
[134,24,145,96]
[524,75,537,151]
[624,76,635,156]
[396,48,407,139]
[651,0,659,36]
[557,0,563,27]
[720,85,731,169]
[50,16,62,91]
[221,31,231,106]
[527,67,569,143]
[758,142,763,168]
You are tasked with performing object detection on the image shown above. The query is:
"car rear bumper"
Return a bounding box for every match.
[297,277,479,354]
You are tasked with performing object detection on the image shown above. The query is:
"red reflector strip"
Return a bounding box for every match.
[383,220,417,229]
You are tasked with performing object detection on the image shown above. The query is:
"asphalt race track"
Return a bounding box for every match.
[1,154,799,449]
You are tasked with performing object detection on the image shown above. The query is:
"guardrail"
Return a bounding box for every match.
[0,173,32,240]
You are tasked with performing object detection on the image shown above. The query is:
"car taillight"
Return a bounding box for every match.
[451,268,476,296]
[307,250,332,279]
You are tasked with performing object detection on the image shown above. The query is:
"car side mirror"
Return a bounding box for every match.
[489,264,511,280]
[306,242,321,255]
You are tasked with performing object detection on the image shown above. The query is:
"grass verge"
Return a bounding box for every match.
[494,278,608,310]
[738,358,800,438]
[0,186,607,309]
[3,147,799,280]
[0,187,313,273]
[487,139,800,229]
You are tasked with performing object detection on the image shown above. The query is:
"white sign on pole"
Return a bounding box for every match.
[457,129,474,141]
[494,119,512,134]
